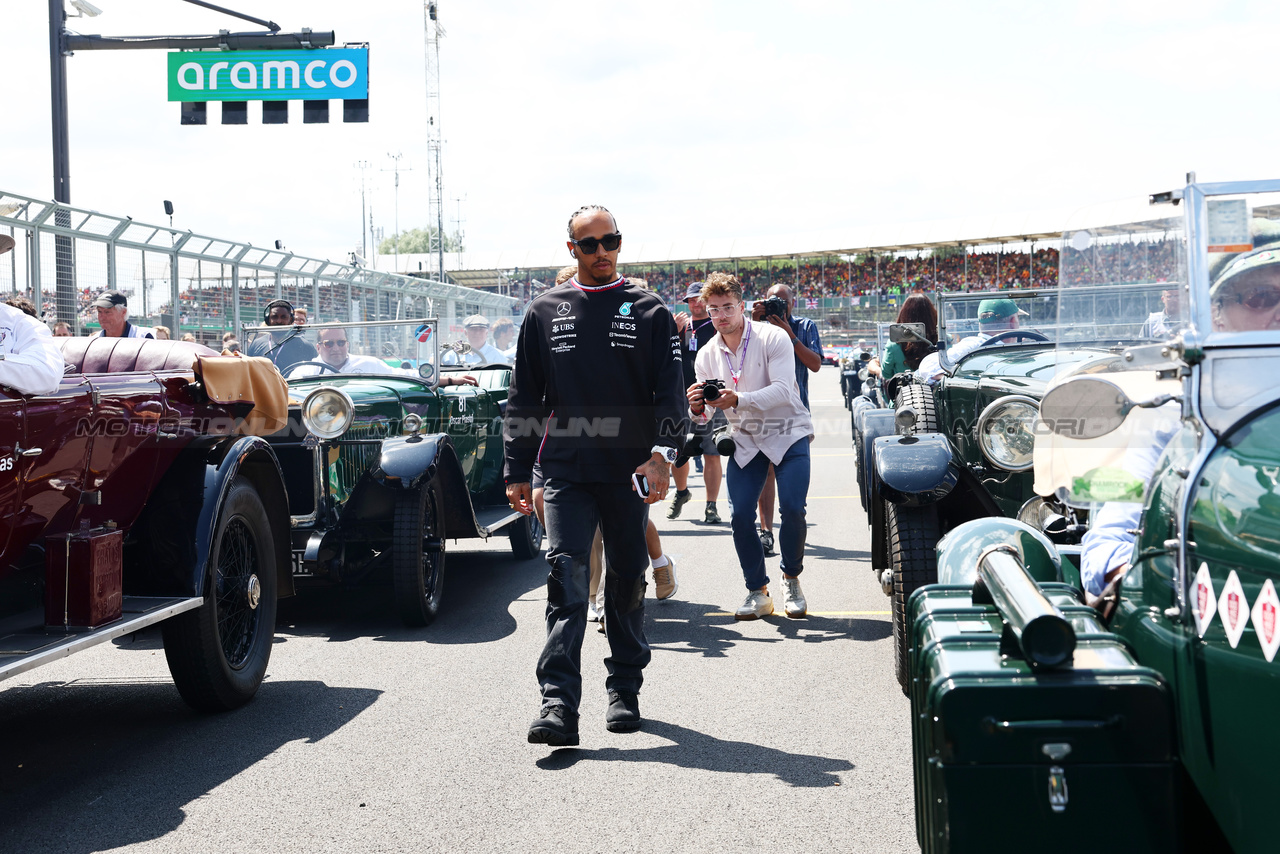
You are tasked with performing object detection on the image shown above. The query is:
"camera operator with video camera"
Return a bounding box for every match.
[749,284,822,556]
[690,273,815,620]
[668,282,727,524]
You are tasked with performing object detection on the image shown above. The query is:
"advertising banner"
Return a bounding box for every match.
[167,48,369,102]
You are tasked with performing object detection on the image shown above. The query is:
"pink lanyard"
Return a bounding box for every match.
[722,321,751,387]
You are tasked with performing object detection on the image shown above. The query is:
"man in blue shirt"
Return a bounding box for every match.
[750,284,821,555]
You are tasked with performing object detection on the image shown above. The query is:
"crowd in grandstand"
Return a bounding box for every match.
[510,239,1181,308]
[17,238,1184,334]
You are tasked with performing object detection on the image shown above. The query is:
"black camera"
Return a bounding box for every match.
[711,423,735,456]
[674,431,705,468]
[761,296,788,319]
[701,377,727,402]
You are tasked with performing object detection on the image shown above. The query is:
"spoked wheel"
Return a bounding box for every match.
[393,483,446,627]
[888,502,940,695]
[163,476,278,712]
[508,512,544,560]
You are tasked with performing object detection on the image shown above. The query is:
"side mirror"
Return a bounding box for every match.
[889,323,929,344]
[1038,377,1134,439]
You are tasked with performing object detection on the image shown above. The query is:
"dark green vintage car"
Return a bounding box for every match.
[245,318,539,627]
[906,178,1280,852]
[856,285,1169,687]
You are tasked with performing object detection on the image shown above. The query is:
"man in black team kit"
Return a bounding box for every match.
[506,205,687,746]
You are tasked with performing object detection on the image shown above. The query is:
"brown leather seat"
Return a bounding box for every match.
[57,336,218,375]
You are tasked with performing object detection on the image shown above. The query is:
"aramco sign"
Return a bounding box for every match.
[167,48,369,102]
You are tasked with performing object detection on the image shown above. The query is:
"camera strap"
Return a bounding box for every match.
[722,321,751,387]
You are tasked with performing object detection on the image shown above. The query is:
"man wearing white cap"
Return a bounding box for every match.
[443,315,508,365]
[0,235,64,395]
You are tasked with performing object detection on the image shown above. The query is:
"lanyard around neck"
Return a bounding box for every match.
[722,321,751,387]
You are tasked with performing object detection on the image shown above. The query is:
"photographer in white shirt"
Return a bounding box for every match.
[688,273,814,621]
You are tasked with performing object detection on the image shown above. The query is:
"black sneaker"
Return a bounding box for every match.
[704,502,721,524]
[760,530,776,556]
[666,489,693,520]
[605,691,642,733]
[528,704,580,746]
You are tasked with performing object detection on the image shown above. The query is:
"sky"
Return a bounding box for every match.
[5,0,1280,269]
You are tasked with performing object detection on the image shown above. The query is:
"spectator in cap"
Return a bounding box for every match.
[443,314,507,365]
[91,290,154,339]
[0,238,63,395]
[667,280,726,524]
[915,297,1027,384]
[245,298,317,371]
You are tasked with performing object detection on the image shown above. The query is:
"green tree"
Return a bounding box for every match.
[379,226,464,255]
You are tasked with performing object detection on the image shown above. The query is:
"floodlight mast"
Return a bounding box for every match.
[45,0,335,323]
[424,2,446,283]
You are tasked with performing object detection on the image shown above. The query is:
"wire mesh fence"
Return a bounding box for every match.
[0,189,516,346]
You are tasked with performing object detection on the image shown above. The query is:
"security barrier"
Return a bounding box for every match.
[0,189,515,344]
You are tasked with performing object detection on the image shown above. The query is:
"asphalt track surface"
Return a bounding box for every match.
[0,368,915,853]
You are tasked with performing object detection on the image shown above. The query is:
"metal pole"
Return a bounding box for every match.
[48,0,76,325]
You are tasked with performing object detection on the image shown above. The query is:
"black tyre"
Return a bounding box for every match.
[392,483,446,627]
[888,502,940,695]
[163,476,278,712]
[508,512,544,560]
[893,383,939,431]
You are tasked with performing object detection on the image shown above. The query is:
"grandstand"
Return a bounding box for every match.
[381,195,1186,344]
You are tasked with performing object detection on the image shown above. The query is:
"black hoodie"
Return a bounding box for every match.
[504,277,688,484]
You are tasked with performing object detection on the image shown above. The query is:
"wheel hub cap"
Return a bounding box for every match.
[245,574,261,610]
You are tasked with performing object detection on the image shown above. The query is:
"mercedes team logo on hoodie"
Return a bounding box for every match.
[557,302,571,316]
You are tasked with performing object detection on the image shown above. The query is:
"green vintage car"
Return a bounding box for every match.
[858,285,1171,688]
[245,317,540,627]
[907,178,1280,852]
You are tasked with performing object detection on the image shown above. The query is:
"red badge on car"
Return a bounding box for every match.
[1252,579,1280,662]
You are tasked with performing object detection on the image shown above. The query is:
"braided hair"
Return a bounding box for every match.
[566,204,617,238]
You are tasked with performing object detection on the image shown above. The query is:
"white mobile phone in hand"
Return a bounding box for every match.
[632,472,650,498]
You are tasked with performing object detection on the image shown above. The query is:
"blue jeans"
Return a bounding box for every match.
[725,438,810,591]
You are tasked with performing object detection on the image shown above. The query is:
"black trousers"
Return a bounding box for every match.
[537,478,651,713]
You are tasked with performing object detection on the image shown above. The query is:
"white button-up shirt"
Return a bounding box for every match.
[0,303,64,396]
[693,319,813,468]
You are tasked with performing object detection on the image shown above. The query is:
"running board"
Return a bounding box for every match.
[0,595,204,683]
[473,506,524,538]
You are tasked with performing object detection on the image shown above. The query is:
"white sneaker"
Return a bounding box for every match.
[587,602,602,622]
[735,588,774,620]
[782,576,807,618]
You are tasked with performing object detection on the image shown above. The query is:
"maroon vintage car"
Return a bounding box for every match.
[0,335,291,711]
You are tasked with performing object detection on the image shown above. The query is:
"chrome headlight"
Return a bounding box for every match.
[402,413,424,435]
[301,387,355,440]
[976,395,1039,471]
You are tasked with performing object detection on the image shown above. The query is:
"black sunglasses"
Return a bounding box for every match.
[1221,284,1280,312]
[570,233,622,255]
[320,339,349,348]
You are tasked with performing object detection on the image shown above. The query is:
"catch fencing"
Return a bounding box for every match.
[0,189,516,345]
